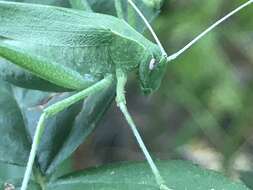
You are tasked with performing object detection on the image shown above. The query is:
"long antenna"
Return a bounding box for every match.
[128,0,167,56]
[167,0,253,62]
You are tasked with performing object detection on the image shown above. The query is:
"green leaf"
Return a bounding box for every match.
[11,81,115,175]
[0,179,40,190]
[240,171,253,189]
[0,163,25,181]
[13,88,84,174]
[69,0,92,11]
[45,82,116,174]
[24,0,70,7]
[86,0,116,15]
[0,163,39,190]
[47,160,249,190]
[0,78,115,175]
[85,0,162,32]
[0,80,30,166]
[128,0,162,32]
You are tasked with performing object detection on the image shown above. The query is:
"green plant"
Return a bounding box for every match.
[0,0,252,190]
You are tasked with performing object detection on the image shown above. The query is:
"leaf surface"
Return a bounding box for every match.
[45,82,116,174]
[128,0,162,32]
[0,80,30,166]
[85,0,162,32]
[11,81,115,174]
[13,89,84,173]
[0,78,115,176]
[0,179,40,190]
[240,171,253,189]
[0,164,41,190]
[69,0,92,11]
[47,160,249,190]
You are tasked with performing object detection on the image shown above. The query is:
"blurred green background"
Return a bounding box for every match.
[1,0,253,188]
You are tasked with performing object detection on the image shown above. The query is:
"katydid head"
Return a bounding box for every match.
[139,48,168,95]
[130,0,253,95]
[135,0,249,96]
[128,0,169,94]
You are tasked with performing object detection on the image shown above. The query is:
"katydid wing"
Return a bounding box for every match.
[0,0,163,183]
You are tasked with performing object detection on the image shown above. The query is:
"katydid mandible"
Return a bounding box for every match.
[0,0,252,190]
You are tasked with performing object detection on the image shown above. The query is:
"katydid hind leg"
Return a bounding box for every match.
[116,69,173,190]
[20,75,114,190]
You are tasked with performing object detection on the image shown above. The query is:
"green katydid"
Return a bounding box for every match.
[0,0,252,190]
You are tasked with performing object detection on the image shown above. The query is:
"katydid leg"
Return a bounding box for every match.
[21,75,114,190]
[116,69,172,190]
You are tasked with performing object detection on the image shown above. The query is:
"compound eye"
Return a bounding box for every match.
[149,58,156,70]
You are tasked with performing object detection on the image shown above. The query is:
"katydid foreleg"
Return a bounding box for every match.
[116,69,172,190]
[21,75,114,190]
